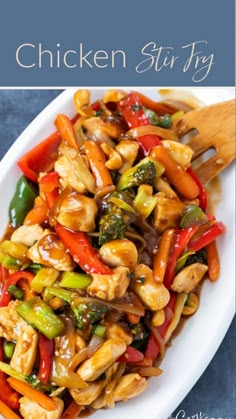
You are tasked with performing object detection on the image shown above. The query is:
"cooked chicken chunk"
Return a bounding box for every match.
[105,323,132,345]
[27,230,75,271]
[153,192,185,233]
[171,263,208,293]
[71,363,118,406]
[99,239,138,270]
[113,373,147,402]
[0,301,38,375]
[116,140,139,174]
[55,144,95,194]
[11,224,44,247]
[0,300,25,341]
[56,191,98,232]
[88,266,130,301]
[19,396,64,419]
[77,337,126,381]
[131,264,170,311]
[10,323,38,375]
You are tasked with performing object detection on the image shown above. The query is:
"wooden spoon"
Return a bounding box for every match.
[175,99,235,184]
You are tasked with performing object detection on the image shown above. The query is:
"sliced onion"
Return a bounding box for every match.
[164,293,187,344]
[51,361,87,389]
[104,362,126,408]
[151,326,165,359]
[135,366,163,377]
[71,296,145,317]
[127,125,178,141]
[68,347,89,371]
[87,334,104,356]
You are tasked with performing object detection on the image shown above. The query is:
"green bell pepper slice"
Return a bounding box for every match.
[9,175,37,227]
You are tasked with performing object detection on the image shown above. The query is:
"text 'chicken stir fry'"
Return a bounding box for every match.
[0,90,225,419]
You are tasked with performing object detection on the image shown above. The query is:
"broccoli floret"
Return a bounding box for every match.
[99,209,127,245]
[26,374,55,393]
[73,303,109,329]
[185,249,207,267]
[133,161,156,186]
[117,157,163,191]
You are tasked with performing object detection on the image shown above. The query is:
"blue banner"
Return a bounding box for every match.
[0,0,235,86]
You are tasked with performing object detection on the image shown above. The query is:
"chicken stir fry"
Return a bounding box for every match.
[0,89,225,418]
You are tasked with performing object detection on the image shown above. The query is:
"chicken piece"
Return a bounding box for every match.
[153,192,185,233]
[75,333,86,352]
[105,323,132,345]
[162,140,193,170]
[10,224,44,247]
[116,140,139,174]
[56,191,98,232]
[27,230,75,271]
[131,264,170,311]
[0,300,24,341]
[171,263,208,293]
[54,315,76,366]
[10,323,38,375]
[70,363,118,405]
[19,396,64,419]
[0,301,38,375]
[113,373,147,402]
[77,337,126,381]
[55,144,96,194]
[87,266,130,301]
[99,239,138,270]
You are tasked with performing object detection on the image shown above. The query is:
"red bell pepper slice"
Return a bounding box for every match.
[40,174,112,275]
[0,265,8,284]
[188,222,226,252]
[187,168,208,211]
[118,93,161,155]
[55,225,112,274]
[145,292,177,362]
[118,346,144,363]
[164,226,199,289]
[0,339,20,410]
[18,132,61,183]
[0,271,34,308]
[38,333,54,384]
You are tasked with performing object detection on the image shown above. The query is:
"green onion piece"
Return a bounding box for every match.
[44,287,74,303]
[175,250,195,272]
[59,272,92,289]
[0,360,27,381]
[133,185,158,218]
[3,341,15,359]
[108,196,136,213]
[180,205,207,229]
[7,284,24,300]
[171,111,185,122]
[31,268,60,293]
[93,324,106,338]
[2,255,20,270]
[16,297,65,339]
[158,114,172,128]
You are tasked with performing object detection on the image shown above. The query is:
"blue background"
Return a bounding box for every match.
[0,89,235,418]
[0,0,235,86]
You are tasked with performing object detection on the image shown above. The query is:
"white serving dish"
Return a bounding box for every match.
[0,87,235,419]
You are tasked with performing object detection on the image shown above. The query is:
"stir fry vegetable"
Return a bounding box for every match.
[0,89,226,418]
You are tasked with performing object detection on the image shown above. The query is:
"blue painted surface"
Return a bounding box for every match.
[0,90,235,418]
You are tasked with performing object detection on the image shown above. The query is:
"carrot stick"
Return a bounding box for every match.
[61,400,82,419]
[55,114,79,150]
[153,229,175,283]
[0,400,21,419]
[133,91,177,116]
[126,313,140,324]
[23,203,48,226]
[150,145,200,199]
[7,377,57,412]
[205,240,220,282]
[84,140,114,190]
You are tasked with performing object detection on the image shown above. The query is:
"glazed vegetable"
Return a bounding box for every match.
[16,297,65,339]
[117,157,164,191]
[9,176,36,228]
[0,89,226,418]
